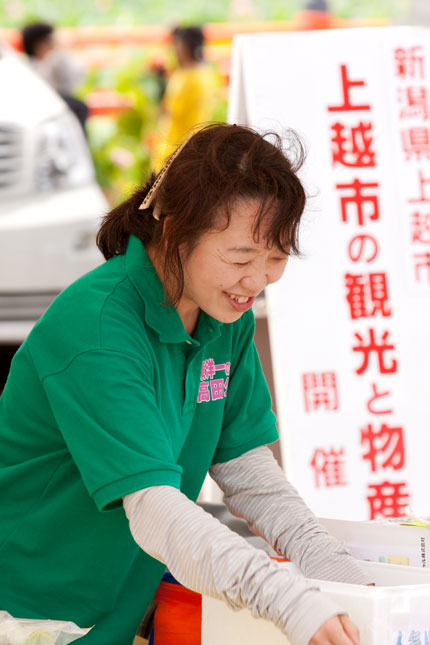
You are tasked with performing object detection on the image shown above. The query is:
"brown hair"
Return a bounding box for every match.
[97,123,306,304]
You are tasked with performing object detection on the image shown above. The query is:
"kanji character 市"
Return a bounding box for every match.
[398,86,429,121]
[366,480,409,519]
[401,127,430,161]
[394,46,425,80]
[331,121,375,168]
[310,447,347,488]
[348,234,379,263]
[328,64,371,112]
[210,378,224,401]
[337,178,379,226]
[411,211,430,243]
[197,382,211,403]
[414,252,430,283]
[361,422,405,472]
[345,272,391,319]
[366,382,393,415]
[353,328,398,375]
[302,372,338,413]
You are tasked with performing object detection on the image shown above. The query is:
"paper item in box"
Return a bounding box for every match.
[319,517,430,568]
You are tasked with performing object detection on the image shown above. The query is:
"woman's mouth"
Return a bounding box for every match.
[224,292,255,312]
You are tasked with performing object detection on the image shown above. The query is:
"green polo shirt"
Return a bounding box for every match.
[0,235,278,644]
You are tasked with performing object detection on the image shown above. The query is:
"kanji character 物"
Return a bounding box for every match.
[361,422,405,472]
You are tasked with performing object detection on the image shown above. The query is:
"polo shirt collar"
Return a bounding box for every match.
[125,235,222,345]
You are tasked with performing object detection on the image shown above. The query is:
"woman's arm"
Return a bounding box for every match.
[209,445,373,585]
[123,485,352,645]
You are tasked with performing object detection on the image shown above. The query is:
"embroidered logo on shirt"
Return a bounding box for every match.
[197,359,230,403]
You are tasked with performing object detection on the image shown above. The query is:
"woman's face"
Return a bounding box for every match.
[177,198,289,331]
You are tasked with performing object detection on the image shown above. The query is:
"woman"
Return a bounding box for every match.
[0,124,371,644]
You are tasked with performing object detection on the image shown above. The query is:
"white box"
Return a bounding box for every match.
[320,517,430,568]
[201,561,430,645]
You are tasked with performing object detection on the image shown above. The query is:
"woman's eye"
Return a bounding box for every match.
[235,261,250,267]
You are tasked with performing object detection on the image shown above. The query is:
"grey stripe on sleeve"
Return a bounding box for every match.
[123,485,346,645]
[209,445,373,586]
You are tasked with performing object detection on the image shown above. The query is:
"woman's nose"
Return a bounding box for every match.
[239,270,268,295]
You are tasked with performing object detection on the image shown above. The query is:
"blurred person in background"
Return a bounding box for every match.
[151,25,220,171]
[21,21,89,135]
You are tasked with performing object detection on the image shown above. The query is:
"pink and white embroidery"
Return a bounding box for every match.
[197,359,231,403]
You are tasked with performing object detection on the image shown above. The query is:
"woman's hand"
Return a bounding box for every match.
[309,614,360,645]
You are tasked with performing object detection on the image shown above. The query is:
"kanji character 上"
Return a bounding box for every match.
[328,64,371,112]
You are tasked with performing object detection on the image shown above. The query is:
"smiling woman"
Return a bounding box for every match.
[0,124,372,645]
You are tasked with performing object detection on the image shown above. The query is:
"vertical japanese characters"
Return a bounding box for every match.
[307,61,411,519]
[394,46,430,289]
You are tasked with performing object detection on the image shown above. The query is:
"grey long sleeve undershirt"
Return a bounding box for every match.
[123,446,372,645]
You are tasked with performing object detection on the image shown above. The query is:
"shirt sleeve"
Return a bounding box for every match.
[210,446,374,586]
[42,349,182,511]
[212,312,278,463]
[123,485,346,645]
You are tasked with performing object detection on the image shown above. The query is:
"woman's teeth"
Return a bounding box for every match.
[228,293,250,303]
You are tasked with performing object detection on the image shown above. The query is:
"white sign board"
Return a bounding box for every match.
[228,28,430,520]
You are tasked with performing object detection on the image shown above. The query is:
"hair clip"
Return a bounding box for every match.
[139,136,192,217]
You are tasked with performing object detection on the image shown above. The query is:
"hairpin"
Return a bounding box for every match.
[139,136,192,219]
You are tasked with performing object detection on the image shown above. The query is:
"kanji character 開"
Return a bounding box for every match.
[411,211,430,243]
[361,422,405,472]
[303,372,338,412]
[331,121,376,167]
[210,379,225,401]
[394,46,425,80]
[366,480,409,519]
[366,382,393,415]
[348,234,379,263]
[345,272,391,319]
[414,252,430,283]
[337,179,379,226]
[310,447,347,488]
[328,64,371,112]
[197,382,211,403]
[398,86,429,121]
[401,127,430,161]
[353,328,398,375]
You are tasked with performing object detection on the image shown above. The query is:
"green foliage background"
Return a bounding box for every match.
[1,0,412,28]
[1,0,412,204]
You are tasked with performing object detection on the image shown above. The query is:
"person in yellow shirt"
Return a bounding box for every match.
[152,26,219,171]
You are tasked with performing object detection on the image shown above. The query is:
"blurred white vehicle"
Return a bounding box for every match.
[0,45,108,344]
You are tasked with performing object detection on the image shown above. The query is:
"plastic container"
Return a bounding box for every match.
[201,561,430,645]
[320,517,430,568]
